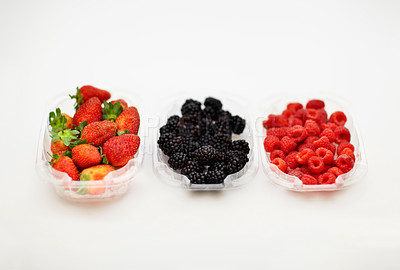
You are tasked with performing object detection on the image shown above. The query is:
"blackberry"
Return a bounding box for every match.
[217,110,232,122]
[213,134,231,152]
[168,152,189,170]
[187,171,208,184]
[181,99,202,117]
[225,151,249,175]
[209,161,227,173]
[203,106,219,120]
[206,170,226,184]
[157,133,182,155]
[204,97,223,111]
[194,145,218,165]
[181,136,199,157]
[181,161,204,175]
[167,115,180,126]
[230,115,246,134]
[230,140,250,154]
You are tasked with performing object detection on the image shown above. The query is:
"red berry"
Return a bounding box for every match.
[296,149,315,165]
[320,122,337,131]
[301,174,318,185]
[304,108,321,122]
[341,148,355,161]
[288,125,308,143]
[297,143,316,152]
[287,103,303,113]
[318,109,328,124]
[263,114,289,128]
[329,111,347,126]
[285,151,299,169]
[271,158,287,173]
[288,117,303,126]
[270,149,285,160]
[282,109,293,117]
[337,142,355,155]
[320,128,335,143]
[280,136,297,153]
[263,135,280,152]
[304,120,320,136]
[288,168,304,179]
[266,127,287,139]
[318,172,336,184]
[328,167,344,177]
[336,154,355,173]
[301,166,312,175]
[315,147,334,165]
[313,136,331,149]
[306,99,325,109]
[305,136,319,144]
[308,156,325,174]
[334,126,351,144]
[294,108,306,119]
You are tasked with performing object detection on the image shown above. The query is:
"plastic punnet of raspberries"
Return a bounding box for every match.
[263,98,356,186]
[48,86,141,196]
[158,97,250,185]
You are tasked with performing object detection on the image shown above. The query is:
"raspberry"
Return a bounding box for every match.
[270,149,285,160]
[266,127,287,139]
[318,109,328,124]
[336,154,355,173]
[285,151,299,169]
[271,158,287,173]
[328,143,336,155]
[320,122,337,131]
[318,172,336,184]
[297,143,316,152]
[287,103,303,113]
[301,165,312,175]
[329,111,347,126]
[341,148,355,161]
[304,108,321,122]
[288,125,308,143]
[263,135,280,152]
[296,149,315,165]
[320,128,335,143]
[288,168,304,179]
[280,136,297,153]
[304,120,320,136]
[306,99,325,109]
[282,109,293,117]
[337,142,355,155]
[315,147,334,165]
[288,117,303,126]
[334,126,351,144]
[263,114,289,128]
[328,167,343,177]
[294,108,306,119]
[313,136,331,149]
[301,174,318,185]
[308,156,325,174]
[305,136,319,144]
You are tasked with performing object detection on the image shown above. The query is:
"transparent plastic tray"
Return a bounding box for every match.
[152,93,258,190]
[36,89,145,201]
[257,93,367,192]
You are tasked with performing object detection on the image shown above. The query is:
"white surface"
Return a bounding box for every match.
[0,0,400,269]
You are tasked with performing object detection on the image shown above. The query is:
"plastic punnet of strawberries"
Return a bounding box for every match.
[263,99,355,185]
[48,85,140,195]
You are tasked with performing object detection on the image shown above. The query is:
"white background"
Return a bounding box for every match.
[1,0,400,269]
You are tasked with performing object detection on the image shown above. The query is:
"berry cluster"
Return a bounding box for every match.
[158,97,249,184]
[263,99,355,185]
[49,85,141,195]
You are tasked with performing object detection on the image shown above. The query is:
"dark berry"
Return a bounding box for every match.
[230,140,250,154]
[157,133,182,155]
[194,145,218,165]
[168,152,189,170]
[204,97,223,111]
[181,161,204,175]
[230,115,245,134]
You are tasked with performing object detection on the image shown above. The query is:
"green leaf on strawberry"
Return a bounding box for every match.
[69,87,84,110]
[103,101,123,122]
[49,108,67,132]
[117,129,130,136]
[51,128,80,146]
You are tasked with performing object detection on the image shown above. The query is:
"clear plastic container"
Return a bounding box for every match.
[152,93,258,190]
[257,93,367,192]
[35,89,145,201]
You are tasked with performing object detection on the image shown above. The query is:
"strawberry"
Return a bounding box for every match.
[111,99,128,110]
[81,120,117,146]
[102,101,124,121]
[62,113,73,129]
[103,134,140,167]
[51,156,79,180]
[51,139,70,156]
[72,144,101,169]
[115,106,140,135]
[73,97,102,127]
[70,85,111,109]
[80,165,115,195]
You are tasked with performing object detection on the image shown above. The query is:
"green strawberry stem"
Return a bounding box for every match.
[49,108,67,132]
[102,101,123,122]
[69,87,84,110]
